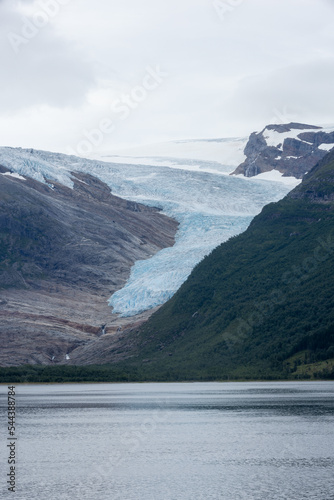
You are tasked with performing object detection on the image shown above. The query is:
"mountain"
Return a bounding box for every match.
[232,123,334,178]
[0,144,295,322]
[104,149,334,380]
[0,166,177,366]
[1,124,333,375]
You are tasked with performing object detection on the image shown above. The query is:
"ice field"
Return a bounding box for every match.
[0,139,299,316]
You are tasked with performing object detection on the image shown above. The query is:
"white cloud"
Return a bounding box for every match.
[222,57,334,128]
[0,0,334,152]
[0,0,95,111]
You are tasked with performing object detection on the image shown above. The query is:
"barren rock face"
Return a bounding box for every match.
[232,123,334,179]
[0,168,178,366]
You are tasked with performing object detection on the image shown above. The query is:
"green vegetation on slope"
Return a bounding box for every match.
[1,153,334,383]
[114,150,334,380]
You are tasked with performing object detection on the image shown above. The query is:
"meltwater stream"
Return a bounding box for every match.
[0,382,333,500]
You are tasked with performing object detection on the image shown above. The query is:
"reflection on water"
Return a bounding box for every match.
[0,381,333,500]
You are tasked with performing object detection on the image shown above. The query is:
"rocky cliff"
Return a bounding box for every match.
[0,167,178,366]
[232,123,334,178]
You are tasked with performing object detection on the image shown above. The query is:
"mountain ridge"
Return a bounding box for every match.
[1,124,333,376]
[0,142,294,318]
[232,122,334,179]
[99,149,334,380]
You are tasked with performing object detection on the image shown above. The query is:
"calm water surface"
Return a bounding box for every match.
[0,381,334,500]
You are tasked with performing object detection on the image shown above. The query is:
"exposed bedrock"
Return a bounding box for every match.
[0,168,178,366]
[232,123,334,179]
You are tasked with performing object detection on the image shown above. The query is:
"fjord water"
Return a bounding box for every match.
[1,382,333,500]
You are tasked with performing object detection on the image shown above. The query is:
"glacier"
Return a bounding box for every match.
[0,139,300,317]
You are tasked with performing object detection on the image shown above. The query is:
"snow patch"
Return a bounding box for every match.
[263,126,321,149]
[234,169,301,187]
[318,143,334,152]
[250,170,301,186]
[91,136,248,170]
[1,172,26,180]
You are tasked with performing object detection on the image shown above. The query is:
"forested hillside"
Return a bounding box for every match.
[120,150,334,380]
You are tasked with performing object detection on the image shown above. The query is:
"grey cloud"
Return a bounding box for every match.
[0,0,334,150]
[221,58,334,128]
[0,0,96,112]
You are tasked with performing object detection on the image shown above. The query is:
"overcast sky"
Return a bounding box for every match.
[1,0,334,154]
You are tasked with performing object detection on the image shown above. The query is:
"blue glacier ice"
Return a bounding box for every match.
[0,145,298,317]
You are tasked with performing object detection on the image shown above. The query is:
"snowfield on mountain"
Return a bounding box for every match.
[0,136,301,316]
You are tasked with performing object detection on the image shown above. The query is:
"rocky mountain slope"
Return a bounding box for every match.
[0,166,177,366]
[2,123,333,374]
[232,123,334,178]
[98,149,334,380]
[0,144,295,319]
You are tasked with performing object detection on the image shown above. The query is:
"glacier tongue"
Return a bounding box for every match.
[108,212,255,316]
[105,166,296,316]
[0,143,299,317]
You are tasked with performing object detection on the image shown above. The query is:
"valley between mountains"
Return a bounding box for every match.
[0,122,334,378]
[0,168,177,365]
